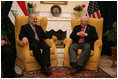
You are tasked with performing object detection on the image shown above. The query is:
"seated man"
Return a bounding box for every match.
[1,34,23,78]
[69,16,98,74]
[19,14,57,75]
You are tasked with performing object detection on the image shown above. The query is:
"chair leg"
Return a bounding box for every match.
[96,68,99,73]
[67,67,72,73]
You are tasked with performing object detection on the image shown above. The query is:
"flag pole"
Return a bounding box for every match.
[92,1,94,17]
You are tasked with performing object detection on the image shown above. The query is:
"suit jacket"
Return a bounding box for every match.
[2,1,15,46]
[19,23,52,48]
[70,24,98,49]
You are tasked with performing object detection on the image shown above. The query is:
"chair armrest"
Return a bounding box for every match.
[94,39,102,48]
[93,39,102,60]
[16,39,31,61]
[17,39,26,47]
[63,38,72,45]
[44,39,57,47]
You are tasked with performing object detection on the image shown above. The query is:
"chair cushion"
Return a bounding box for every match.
[78,49,94,56]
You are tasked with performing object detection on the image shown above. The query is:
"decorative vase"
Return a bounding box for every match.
[28,8,34,15]
[75,12,81,18]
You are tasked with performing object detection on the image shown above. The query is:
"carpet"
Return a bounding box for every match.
[22,67,112,78]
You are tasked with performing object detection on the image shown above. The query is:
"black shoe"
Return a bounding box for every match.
[70,68,78,74]
[14,73,23,77]
[78,66,84,71]
[3,73,23,78]
[70,62,78,68]
[47,67,51,74]
[41,66,51,75]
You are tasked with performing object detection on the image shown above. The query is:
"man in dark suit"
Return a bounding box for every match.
[1,1,15,46]
[19,14,57,75]
[1,1,23,78]
[1,34,23,78]
[69,16,98,74]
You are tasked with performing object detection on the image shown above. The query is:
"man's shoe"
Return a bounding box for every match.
[14,73,23,77]
[70,68,78,74]
[70,62,78,68]
[70,66,84,74]
[78,66,84,71]
[3,72,23,78]
[47,67,51,74]
[41,66,51,75]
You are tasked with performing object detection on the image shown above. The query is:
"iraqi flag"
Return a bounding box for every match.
[8,1,28,25]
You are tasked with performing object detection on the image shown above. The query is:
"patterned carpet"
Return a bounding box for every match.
[21,67,112,78]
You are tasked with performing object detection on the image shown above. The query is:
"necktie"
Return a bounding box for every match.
[78,27,85,43]
[32,26,39,41]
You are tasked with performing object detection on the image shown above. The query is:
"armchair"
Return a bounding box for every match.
[63,18,103,70]
[15,16,58,71]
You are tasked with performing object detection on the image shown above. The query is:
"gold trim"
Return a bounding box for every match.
[40,1,67,5]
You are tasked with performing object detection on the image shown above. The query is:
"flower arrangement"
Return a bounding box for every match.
[27,3,36,8]
[27,3,36,15]
[73,4,85,12]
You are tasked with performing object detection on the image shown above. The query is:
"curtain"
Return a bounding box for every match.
[97,1,117,55]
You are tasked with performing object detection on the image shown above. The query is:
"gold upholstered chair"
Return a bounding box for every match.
[15,16,58,71]
[63,18,103,70]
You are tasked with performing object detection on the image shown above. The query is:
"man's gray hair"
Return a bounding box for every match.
[86,16,89,22]
[81,16,89,22]
[29,13,36,18]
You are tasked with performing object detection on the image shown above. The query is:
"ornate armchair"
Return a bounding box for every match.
[15,16,58,71]
[63,18,103,70]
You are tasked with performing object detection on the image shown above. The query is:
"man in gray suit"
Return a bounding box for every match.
[69,16,98,74]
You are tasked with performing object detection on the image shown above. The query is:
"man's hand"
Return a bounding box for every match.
[52,36,57,41]
[1,40,7,46]
[22,37,28,45]
[84,33,88,36]
[77,32,82,36]
[77,31,88,37]
[77,31,84,37]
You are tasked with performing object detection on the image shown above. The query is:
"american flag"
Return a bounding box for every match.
[87,1,101,19]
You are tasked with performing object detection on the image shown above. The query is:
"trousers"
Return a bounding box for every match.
[68,42,91,67]
[30,41,51,67]
[1,44,16,77]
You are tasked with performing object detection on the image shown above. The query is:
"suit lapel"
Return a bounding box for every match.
[79,25,82,31]
[35,25,38,33]
[34,25,40,39]
[28,24,34,32]
[27,24,35,38]
[85,25,89,33]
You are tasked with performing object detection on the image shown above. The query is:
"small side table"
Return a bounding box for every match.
[111,46,117,67]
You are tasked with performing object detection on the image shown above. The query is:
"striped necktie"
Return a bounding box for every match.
[32,25,39,41]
